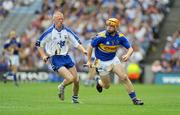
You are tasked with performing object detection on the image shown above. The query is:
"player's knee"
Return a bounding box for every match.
[67,76,75,83]
[120,74,128,81]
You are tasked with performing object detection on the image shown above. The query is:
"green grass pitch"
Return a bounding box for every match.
[0,82,180,115]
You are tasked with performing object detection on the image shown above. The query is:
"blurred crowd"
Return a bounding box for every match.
[0,0,34,21]
[152,30,180,73]
[0,0,174,73]
[0,0,15,21]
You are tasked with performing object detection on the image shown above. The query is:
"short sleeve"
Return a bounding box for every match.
[119,36,131,49]
[91,36,103,47]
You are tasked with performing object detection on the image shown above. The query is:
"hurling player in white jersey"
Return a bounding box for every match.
[36,11,87,103]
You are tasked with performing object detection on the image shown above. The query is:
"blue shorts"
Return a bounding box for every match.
[49,55,75,72]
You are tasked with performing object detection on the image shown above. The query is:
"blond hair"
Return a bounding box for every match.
[52,11,64,20]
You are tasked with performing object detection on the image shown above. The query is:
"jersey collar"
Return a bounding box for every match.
[53,24,64,32]
[105,31,118,37]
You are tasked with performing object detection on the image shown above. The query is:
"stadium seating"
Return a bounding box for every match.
[0,0,174,72]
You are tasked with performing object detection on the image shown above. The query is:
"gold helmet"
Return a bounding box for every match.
[106,18,120,28]
[9,30,16,38]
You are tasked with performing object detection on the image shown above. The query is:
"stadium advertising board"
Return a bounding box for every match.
[0,70,63,82]
[154,72,180,84]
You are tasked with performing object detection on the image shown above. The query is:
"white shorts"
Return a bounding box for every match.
[8,55,20,66]
[95,56,121,76]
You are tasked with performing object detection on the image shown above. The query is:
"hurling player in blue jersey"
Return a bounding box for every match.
[36,11,87,103]
[86,18,143,105]
[3,31,22,86]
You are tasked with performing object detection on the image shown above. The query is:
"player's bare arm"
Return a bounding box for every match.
[37,47,49,63]
[122,47,133,62]
[77,44,87,55]
[86,45,93,67]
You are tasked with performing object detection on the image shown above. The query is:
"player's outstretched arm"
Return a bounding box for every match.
[122,47,133,62]
[126,47,133,57]
[77,44,87,55]
[37,47,49,63]
[85,45,93,67]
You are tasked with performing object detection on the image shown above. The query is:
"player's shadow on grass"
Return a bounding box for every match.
[82,102,130,106]
[57,101,129,106]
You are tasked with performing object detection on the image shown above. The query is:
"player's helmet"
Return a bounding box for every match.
[106,18,120,28]
[9,31,16,38]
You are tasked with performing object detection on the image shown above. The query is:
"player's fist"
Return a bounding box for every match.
[43,56,50,63]
[83,50,88,55]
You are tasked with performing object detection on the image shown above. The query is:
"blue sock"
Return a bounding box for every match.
[129,92,137,101]
[13,73,17,82]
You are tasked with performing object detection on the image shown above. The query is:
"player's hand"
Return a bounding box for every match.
[84,60,92,68]
[81,48,87,55]
[43,56,50,63]
[83,50,88,55]
[121,54,130,62]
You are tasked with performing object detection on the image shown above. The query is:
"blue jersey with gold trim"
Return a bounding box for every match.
[4,38,21,55]
[91,30,131,61]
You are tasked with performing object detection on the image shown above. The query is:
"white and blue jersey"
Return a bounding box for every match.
[36,24,81,56]
[36,24,81,71]
[91,30,131,61]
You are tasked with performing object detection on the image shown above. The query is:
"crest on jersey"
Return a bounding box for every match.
[64,35,68,39]
[111,40,115,45]
[106,41,110,45]
[59,33,61,38]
